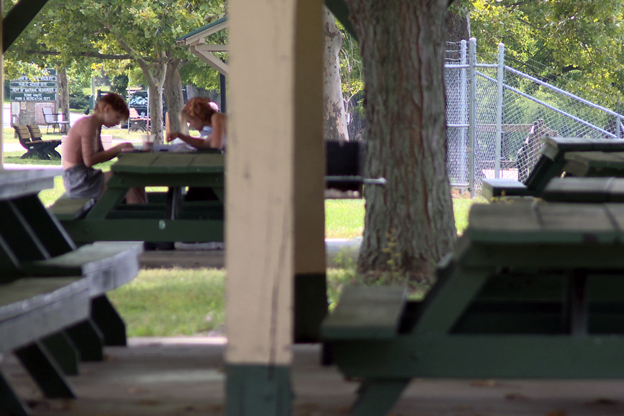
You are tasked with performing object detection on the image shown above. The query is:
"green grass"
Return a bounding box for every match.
[108,268,226,336]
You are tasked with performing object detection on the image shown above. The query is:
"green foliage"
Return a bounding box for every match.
[69,90,90,110]
[470,0,624,107]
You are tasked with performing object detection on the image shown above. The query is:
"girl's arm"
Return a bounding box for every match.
[166,132,212,149]
[208,113,226,149]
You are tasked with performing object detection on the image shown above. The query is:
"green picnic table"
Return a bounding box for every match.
[482,137,624,200]
[56,151,225,244]
[323,201,624,416]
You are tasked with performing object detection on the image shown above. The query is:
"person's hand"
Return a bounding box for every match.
[166,132,181,143]
[116,142,135,153]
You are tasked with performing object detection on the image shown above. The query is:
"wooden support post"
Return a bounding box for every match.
[226,0,324,413]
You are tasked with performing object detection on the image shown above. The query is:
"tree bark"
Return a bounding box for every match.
[135,60,166,143]
[323,6,349,141]
[164,58,185,133]
[346,0,457,280]
[57,66,70,124]
[446,8,470,43]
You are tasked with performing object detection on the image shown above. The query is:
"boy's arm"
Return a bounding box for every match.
[82,132,132,167]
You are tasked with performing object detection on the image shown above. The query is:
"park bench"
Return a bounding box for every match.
[128,107,150,132]
[323,201,624,416]
[12,125,61,160]
[27,124,62,158]
[41,107,70,134]
[482,137,624,201]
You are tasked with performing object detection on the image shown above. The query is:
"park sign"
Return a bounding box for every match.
[10,69,58,102]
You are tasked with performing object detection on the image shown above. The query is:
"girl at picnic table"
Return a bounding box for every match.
[166,97,227,150]
[61,93,147,204]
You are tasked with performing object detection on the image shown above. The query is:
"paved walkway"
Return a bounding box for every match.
[3,338,624,416]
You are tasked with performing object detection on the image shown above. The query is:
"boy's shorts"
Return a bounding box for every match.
[63,165,105,199]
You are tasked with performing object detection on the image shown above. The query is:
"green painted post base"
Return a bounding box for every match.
[294,273,328,343]
[226,365,292,416]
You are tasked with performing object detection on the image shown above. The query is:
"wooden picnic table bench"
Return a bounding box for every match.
[0,169,142,362]
[54,151,225,244]
[0,169,94,416]
[323,201,624,416]
[542,177,624,203]
[482,137,624,201]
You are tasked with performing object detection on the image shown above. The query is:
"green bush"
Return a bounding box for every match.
[69,90,90,110]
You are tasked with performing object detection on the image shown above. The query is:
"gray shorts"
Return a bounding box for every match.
[63,165,105,199]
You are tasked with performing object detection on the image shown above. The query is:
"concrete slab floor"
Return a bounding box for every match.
[3,337,624,416]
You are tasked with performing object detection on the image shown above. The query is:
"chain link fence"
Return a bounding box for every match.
[445,39,624,195]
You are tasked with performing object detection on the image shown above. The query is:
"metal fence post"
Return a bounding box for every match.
[468,38,477,198]
[459,40,468,190]
[495,43,504,179]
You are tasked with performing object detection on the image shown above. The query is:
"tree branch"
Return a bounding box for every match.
[25,50,136,60]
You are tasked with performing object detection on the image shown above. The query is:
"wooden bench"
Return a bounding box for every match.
[49,197,95,220]
[482,137,624,201]
[12,125,61,160]
[323,202,624,416]
[0,277,90,416]
[542,177,624,203]
[27,124,62,158]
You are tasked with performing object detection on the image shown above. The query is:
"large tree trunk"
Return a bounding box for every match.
[346,0,457,280]
[323,6,349,141]
[57,66,70,124]
[164,59,185,133]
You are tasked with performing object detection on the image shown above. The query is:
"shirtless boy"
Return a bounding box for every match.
[62,93,146,203]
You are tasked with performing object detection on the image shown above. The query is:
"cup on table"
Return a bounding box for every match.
[142,134,156,151]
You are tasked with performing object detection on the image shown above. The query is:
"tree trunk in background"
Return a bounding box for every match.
[137,61,166,143]
[345,0,457,281]
[58,66,70,124]
[323,6,349,141]
[164,59,185,133]
[446,8,470,43]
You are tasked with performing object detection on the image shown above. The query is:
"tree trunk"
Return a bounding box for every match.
[323,6,349,141]
[57,66,70,124]
[137,61,166,143]
[346,0,457,281]
[446,8,470,43]
[164,59,185,133]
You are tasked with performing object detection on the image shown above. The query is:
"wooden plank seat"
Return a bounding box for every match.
[12,125,61,160]
[49,197,95,220]
[0,277,90,416]
[323,202,624,416]
[542,177,624,203]
[482,137,624,201]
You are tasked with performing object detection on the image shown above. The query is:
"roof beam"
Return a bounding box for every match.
[3,0,51,52]
[190,45,229,76]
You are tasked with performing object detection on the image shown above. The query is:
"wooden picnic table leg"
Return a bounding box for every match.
[0,371,29,416]
[11,195,76,256]
[14,341,76,398]
[352,379,410,416]
[166,187,183,220]
[566,270,588,336]
[41,332,81,375]
[65,318,105,361]
[84,186,127,219]
[91,295,127,346]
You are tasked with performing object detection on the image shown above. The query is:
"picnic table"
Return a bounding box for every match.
[0,168,143,415]
[482,137,624,200]
[323,201,624,416]
[55,151,225,244]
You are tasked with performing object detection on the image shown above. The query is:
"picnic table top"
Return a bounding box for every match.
[542,177,624,203]
[0,169,59,200]
[465,202,624,244]
[112,152,225,175]
[564,151,624,168]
